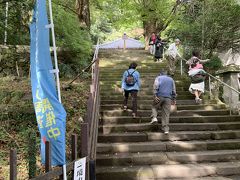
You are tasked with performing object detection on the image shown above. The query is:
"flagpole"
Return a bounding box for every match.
[4,1,9,45]
[48,0,62,103]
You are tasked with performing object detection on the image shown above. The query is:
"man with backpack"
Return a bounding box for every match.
[150,70,176,134]
[121,62,141,118]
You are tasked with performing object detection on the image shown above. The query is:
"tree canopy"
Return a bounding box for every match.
[0,0,239,64]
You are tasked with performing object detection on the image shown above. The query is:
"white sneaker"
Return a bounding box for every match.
[164,131,169,135]
[150,117,158,124]
[195,98,202,104]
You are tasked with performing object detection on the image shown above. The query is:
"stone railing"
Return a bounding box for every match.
[216,65,240,114]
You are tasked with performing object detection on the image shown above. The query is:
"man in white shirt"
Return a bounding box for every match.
[166,39,181,75]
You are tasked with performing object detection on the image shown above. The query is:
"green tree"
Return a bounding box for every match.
[169,0,240,57]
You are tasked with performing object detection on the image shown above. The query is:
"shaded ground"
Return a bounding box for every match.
[0,75,90,179]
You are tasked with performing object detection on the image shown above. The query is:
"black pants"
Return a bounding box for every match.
[123,90,138,114]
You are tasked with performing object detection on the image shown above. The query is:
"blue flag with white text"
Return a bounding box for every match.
[30,0,66,166]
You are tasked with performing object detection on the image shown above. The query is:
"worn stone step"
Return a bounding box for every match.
[100,86,198,92]
[100,90,194,96]
[101,115,240,125]
[96,162,240,180]
[100,76,189,81]
[99,80,189,86]
[100,99,215,105]
[100,104,227,111]
[97,150,240,166]
[101,109,230,117]
[97,139,240,154]
[99,70,184,75]
[99,122,240,134]
[100,95,196,101]
[100,90,193,97]
[100,82,191,89]
[98,130,240,143]
[193,176,240,180]
[99,68,184,73]
[100,65,166,69]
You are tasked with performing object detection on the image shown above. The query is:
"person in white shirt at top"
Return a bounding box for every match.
[166,39,182,76]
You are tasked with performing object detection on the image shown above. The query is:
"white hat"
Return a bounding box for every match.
[175,38,181,42]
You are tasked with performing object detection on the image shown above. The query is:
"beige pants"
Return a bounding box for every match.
[166,55,177,75]
[151,96,171,132]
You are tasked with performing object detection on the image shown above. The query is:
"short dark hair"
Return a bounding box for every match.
[159,69,167,76]
[129,62,138,69]
[157,35,161,40]
[192,50,200,58]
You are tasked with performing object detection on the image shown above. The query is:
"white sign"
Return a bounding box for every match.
[122,34,128,40]
[74,157,86,180]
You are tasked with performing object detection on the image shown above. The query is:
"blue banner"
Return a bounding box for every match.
[30,0,66,166]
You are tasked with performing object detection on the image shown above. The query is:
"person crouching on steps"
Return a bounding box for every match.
[121,62,141,118]
[150,70,176,134]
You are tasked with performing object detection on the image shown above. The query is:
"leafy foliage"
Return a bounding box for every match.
[168,0,240,57]
[0,0,34,45]
[205,55,223,74]
[52,2,92,74]
[0,0,93,77]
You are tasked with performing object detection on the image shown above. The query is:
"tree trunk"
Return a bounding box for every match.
[143,20,163,50]
[142,0,182,49]
[76,0,90,29]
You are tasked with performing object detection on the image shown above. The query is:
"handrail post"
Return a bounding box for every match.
[71,134,78,161]
[45,141,52,173]
[28,131,37,178]
[180,59,183,76]
[81,123,89,180]
[10,149,17,180]
[209,76,212,100]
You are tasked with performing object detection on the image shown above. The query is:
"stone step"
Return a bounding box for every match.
[99,122,240,134]
[97,150,240,166]
[100,94,197,101]
[101,115,240,125]
[99,73,186,79]
[97,139,240,154]
[100,104,227,111]
[98,130,240,143]
[96,161,240,180]
[100,86,197,92]
[100,64,167,69]
[99,68,183,73]
[101,99,215,105]
[100,82,191,88]
[101,109,230,117]
[193,176,240,180]
[99,80,189,86]
[100,76,189,81]
[100,90,193,96]
[99,69,184,74]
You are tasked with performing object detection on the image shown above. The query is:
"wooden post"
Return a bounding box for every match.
[86,93,93,128]
[45,141,52,173]
[10,149,17,180]
[28,131,37,178]
[81,123,89,158]
[81,123,89,180]
[71,134,77,161]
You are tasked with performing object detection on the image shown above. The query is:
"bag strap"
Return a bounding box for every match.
[129,70,136,76]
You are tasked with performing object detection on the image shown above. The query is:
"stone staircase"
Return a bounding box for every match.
[96,50,240,180]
